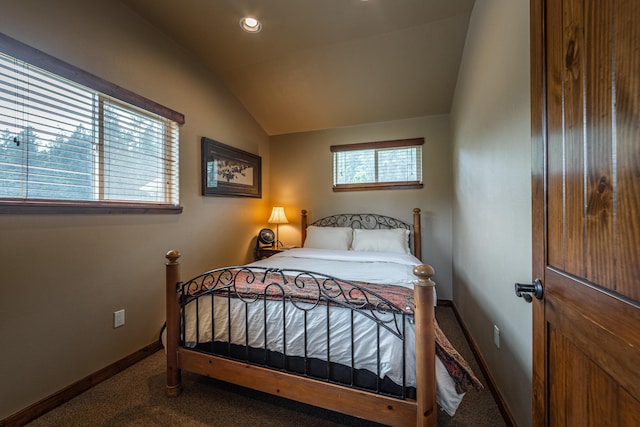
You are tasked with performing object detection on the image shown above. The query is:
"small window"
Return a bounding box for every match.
[331,138,424,192]
[0,35,183,213]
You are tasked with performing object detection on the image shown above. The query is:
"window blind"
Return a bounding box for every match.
[0,42,181,211]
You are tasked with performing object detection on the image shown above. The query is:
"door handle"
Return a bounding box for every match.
[514,278,544,303]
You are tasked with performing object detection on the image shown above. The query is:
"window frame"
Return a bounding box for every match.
[330,138,424,192]
[0,33,184,214]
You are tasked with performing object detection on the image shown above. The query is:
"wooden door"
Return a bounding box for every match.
[531,0,640,425]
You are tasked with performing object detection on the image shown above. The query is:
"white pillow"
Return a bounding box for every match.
[351,228,411,254]
[303,226,353,250]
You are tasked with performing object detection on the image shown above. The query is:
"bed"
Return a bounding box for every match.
[164,208,481,426]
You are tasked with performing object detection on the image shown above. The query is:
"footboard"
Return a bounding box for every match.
[165,251,436,427]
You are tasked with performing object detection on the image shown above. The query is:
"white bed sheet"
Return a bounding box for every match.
[178,248,463,416]
[251,248,423,288]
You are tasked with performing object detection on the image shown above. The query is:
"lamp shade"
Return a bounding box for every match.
[268,206,288,224]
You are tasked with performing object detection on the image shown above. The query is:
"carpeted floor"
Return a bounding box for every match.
[27,306,506,426]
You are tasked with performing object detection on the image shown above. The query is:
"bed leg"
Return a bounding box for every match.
[413,263,436,427]
[165,250,183,397]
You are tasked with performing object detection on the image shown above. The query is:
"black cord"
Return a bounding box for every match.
[159,322,166,348]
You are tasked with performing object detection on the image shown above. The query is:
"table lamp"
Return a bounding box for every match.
[268,206,288,249]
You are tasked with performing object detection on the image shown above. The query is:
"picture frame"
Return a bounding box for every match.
[201,137,262,198]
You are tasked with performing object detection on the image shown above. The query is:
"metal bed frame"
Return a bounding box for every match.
[165,208,436,426]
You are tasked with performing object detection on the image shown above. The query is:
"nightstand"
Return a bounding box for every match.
[255,246,283,260]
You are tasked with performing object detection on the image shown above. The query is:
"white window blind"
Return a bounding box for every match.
[0,44,181,212]
[331,138,424,191]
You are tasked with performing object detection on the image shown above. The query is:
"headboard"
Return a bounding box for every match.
[301,208,422,261]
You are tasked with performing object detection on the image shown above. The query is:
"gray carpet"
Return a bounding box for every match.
[27,307,506,426]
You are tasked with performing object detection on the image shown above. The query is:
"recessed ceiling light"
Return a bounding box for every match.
[240,16,262,33]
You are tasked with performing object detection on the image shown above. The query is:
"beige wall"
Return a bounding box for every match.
[269,115,454,299]
[450,1,532,426]
[0,0,269,418]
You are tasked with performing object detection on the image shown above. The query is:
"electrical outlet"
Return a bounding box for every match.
[493,325,500,348]
[114,309,125,328]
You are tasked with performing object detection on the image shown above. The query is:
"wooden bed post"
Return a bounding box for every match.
[301,209,308,247]
[165,250,183,397]
[413,263,436,427]
[413,208,422,262]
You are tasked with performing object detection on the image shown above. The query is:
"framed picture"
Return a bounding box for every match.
[201,137,262,198]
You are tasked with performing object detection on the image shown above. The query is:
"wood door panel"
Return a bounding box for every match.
[584,0,615,288]
[614,0,640,300]
[620,388,640,426]
[532,0,640,424]
[546,268,640,403]
[560,0,587,278]
[549,329,617,426]
[545,0,566,272]
[545,0,640,297]
[548,321,640,427]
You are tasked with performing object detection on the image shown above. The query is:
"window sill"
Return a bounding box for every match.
[333,182,423,192]
[0,199,183,214]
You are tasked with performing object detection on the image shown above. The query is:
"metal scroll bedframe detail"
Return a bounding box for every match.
[165,209,436,427]
[179,267,412,397]
[301,208,422,261]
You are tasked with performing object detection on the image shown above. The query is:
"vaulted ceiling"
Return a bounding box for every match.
[119,0,475,136]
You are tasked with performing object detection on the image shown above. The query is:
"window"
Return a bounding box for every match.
[0,34,184,213]
[331,138,424,192]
